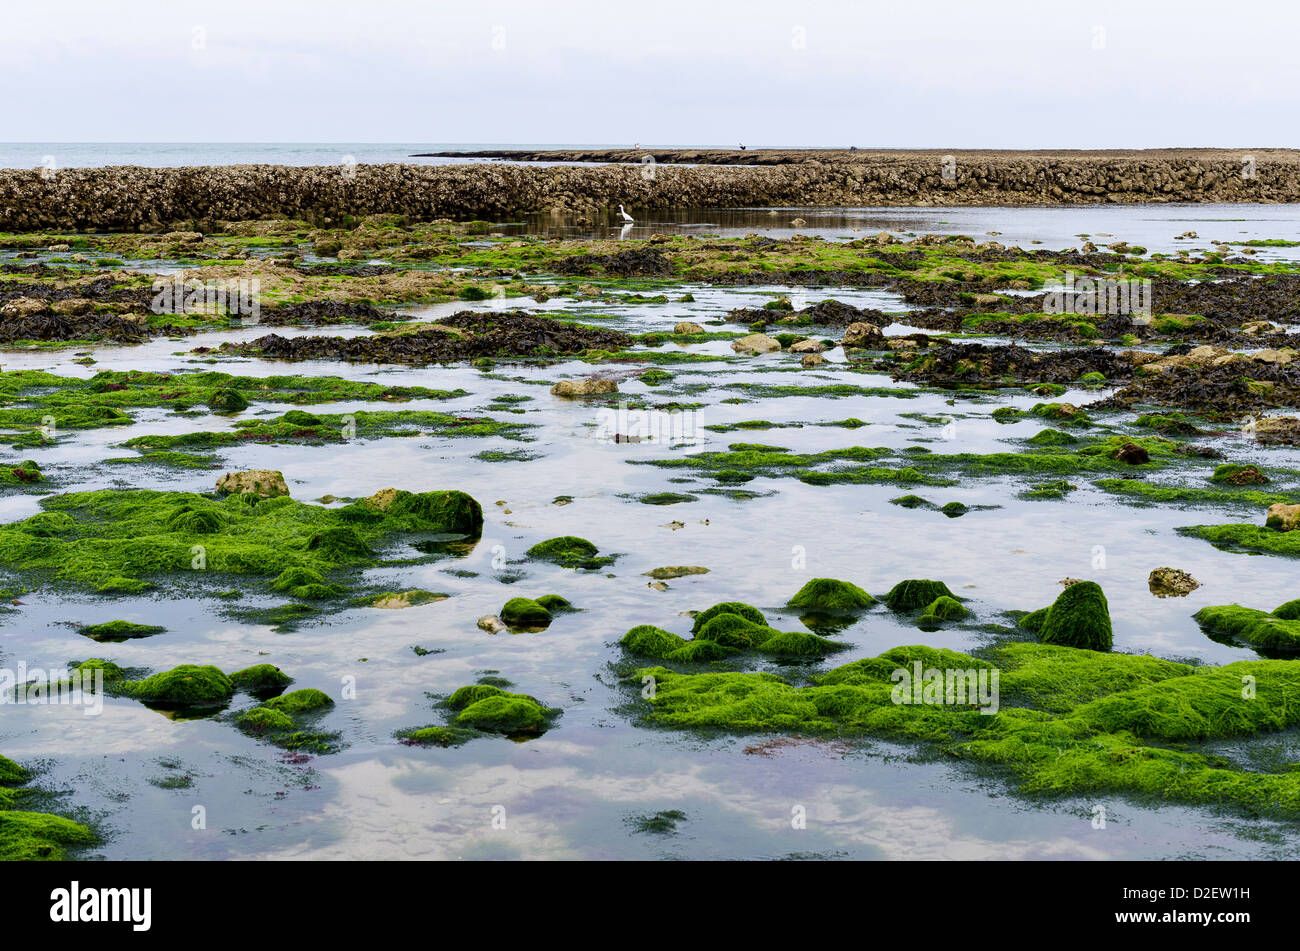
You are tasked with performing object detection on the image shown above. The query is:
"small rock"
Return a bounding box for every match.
[731,333,781,354]
[1148,567,1201,598]
[551,377,618,397]
[1115,442,1150,465]
[215,469,288,498]
[789,338,824,353]
[674,321,704,335]
[842,322,884,348]
[645,566,709,580]
[477,615,507,633]
[1266,503,1300,533]
[800,353,825,367]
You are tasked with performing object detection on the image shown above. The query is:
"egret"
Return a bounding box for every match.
[618,204,634,224]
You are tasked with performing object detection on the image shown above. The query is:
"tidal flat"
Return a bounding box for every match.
[4,202,1300,860]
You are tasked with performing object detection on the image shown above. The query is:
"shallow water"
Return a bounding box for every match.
[4,209,1300,860]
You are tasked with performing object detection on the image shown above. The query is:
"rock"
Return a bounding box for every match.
[1114,442,1150,465]
[1058,577,1086,587]
[673,321,704,334]
[787,578,877,613]
[1266,503,1300,533]
[800,352,825,367]
[1252,349,1295,366]
[731,333,781,354]
[644,566,709,580]
[1240,321,1277,335]
[550,377,618,397]
[1255,416,1300,445]
[841,321,884,348]
[1025,580,1113,651]
[477,615,507,633]
[50,298,93,316]
[789,338,824,353]
[1148,567,1201,598]
[0,297,46,318]
[365,487,400,510]
[790,217,807,228]
[215,469,288,498]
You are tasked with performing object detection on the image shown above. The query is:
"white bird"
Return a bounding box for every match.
[618,204,634,224]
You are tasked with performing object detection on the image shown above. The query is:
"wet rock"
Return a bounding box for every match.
[477,615,507,633]
[645,566,709,580]
[551,377,618,397]
[1148,567,1201,598]
[789,338,824,353]
[731,333,781,354]
[1255,416,1300,445]
[673,321,704,334]
[1266,503,1300,533]
[841,322,884,348]
[1114,442,1150,465]
[215,469,289,498]
[801,352,825,367]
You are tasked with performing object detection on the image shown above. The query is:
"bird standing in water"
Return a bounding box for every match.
[618,204,634,224]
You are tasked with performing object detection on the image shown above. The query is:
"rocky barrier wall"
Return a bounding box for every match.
[3,152,1298,231]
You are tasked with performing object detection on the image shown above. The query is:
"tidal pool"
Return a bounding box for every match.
[3,208,1300,860]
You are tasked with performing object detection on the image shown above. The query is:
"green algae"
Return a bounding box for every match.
[1179,523,1300,558]
[918,595,969,625]
[883,579,959,612]
[500,597,552,629]
[78,619,165,642]
[262,687,334,715]
[787,578,877,613]
[631,640,1300,819]
[1194,605,1300,652]
[525,536,614,570]
[1096,478,1296,509]
[692,601,767,633]
[228,664,293,698]
[0,486,481,595]
[0,810,96,861]
[120,665,234,706]
[1023,581,1113,652]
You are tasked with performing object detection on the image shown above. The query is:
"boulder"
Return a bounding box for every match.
[789,338,824,353]
[673,321,704,335]
[550,377,618,397]
[215,469,288,498]
[731,333,781,354]
[841,322,884,348]
[1266,503,1300,533]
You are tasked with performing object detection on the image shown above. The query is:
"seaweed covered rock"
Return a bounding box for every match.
[1147,567,1201,598]
[262,687,334,715]
[691,601,767,634]
[918,595,969,626]
[0,810,96,861]
[525,535,612,569]
[229,664,293,697]
[77,619,165,642]
[786,578,877,614]
[120,665,235,706]
[1194,604,1300,651]
[695,613,773,649]
[1024,581,1113,651]
[207,387,249,412]
[883,579,959,612]
[620,625,688,658]
[449,686,559,736]
[500,597,552,629]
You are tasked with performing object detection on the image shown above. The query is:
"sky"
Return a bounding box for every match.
[3,0,1297,148]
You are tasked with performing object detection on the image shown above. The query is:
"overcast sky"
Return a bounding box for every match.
[4,0,1296,147]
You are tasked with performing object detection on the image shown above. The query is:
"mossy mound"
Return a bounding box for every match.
[396,725,475,747]
[229,664,293,698]
[120,665,234,706]
[620,625,688,657]
[786,578,877,613]
[500,597,553,629]
[1194,604,1300,651]
[446,684,509,709]
[524,535,613,569]
[207,387,249,412]
[755,630,849,657]
[271,566,346,600]
[691,601,767,634]
[262,688,334,715]
[236,706,295,733]
[883,579,959,612]
[0,487,482,595]
[78,619,165,642]
[0,810,96,861]
[918,595,969,626]
[453,692,559,736]
[534,594,572,613]
[1025,581,1112,651]
[0,754,30,786]
[695,613,773,649]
